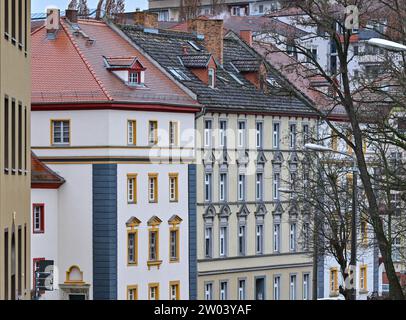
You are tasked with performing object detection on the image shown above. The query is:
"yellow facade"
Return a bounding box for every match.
[0,0,31,300]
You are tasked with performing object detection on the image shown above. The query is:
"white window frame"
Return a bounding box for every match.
[204,120,212,148]
[256,224,264,254]
[273,123,280,149]
[219,120,227,148]
[238,120,246,148]
[220,281,228,300]
[238,224,246,256]
[289,223,297,252]
[33,205,43,233]
[290,275,297,300]
[273,276,281,300]
[289,123,297,149]
[52,120,70,145]
[205,226,213,258]
[169,121,178,146]
[303,273,310,300]
[238,279,246,300]
[205,283,213,300]
[208,68,215,88]
[238,174,245,201]
[273,173,280,200]
[256,121,263,149]
[273,223,280,252]
[256,173,263,201]
[219,226,228,257]
[127,177,135,203]
[204,173,212,202]
[219,173,227,202]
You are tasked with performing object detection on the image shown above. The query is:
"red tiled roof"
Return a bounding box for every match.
[31,153,65,189]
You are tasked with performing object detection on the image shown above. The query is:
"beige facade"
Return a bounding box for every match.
[0,0,31,300]
[196,112,315,300]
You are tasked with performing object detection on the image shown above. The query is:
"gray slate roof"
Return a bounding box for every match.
[119,25,315,115]
[181,54,212,68]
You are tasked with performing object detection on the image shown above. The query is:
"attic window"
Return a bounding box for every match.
[104,56,146,87]
[208,68,215,88]
[170,68,190,81]
[229,73,244,85]
[129,72,140,85]
[266,77,281,88]
[188,41,201,51]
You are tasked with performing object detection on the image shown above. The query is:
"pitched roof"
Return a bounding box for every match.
[31,153,65,188]
[181,54,212,68]
[119,25,314,115]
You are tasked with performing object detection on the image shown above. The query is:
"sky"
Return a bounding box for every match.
[31,0,148,13]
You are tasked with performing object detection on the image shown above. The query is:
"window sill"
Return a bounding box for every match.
[169,200,179,203]
[329,292,339,297]
[147,260,162,270]
[149,200,158,204]
[33,231,45,234]
[127,262,138,267]
[52,144,71,147]
[127,201,137,205]
[169,258,179,263]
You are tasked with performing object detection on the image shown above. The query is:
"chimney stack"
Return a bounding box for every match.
[133,12,158,29]
[46,8,60,39]
[65,9,78,24]
[188,18,224,65]
[240,30,253,47]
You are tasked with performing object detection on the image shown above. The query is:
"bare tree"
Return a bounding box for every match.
[68,0,78,10]
[96,0,104,20]
[78,0,90,17]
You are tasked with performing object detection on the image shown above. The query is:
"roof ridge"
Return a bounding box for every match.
[60,19,113,101]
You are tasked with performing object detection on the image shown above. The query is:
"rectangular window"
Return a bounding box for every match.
[238,120,246,148]
[289,223,297,252]
[51,120,70,145]
[204,173,212,202]
[18,0,23,47]
[205,283,213,300]
[303,274,310,300]
[4,231,9,299]
[290,275,297,300]
[273,276,281,300]
[127,230,138,265]
[289,123,297,149]
[4,97,9,172]
[148,121,158,145]
[256,121,263,149]
[219,120,227,147]
[204,120,212,148]
[360,265,367,291]
[238,225,246,256]
[5,0,9,37]
[273,224,280,252]
[393,237,401,261]
[17,227,22,296]
[273,173,280,200]
[32,204,45,233]
[219,226,228,257]
[238,279,246,300]
[24,107,27,172]
[11,0,16,42]
[256,224,264,254]
[169,229,179,262]
[256,173,263,201]
[149,230,159,261]
[18,103,22,173]
[303,124,309,145]
[208,68,215,88]
[169,173,179,202]
[220,281,228,300]
[238,174,246,201]
[148,174,158,203]
[169,281,180,300]
[127,174,137,203]
[330,268,338,294]
[129,71,140,85]
[127,285,138,300]
[25,0,28,52]
[219,173,227,202]
[149,283,159,300]
[205,226,212,258]
[127,120,136,145]
[273,123,280,149]
[12,100,16,172]
[169,121,179,146]
[303,222,310,251]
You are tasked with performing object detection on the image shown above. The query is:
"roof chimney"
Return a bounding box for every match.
[240,30,253,47]
[65,9,78,24]
[133,12,158,29]
[188,18,224,65]
[46,8,60,39]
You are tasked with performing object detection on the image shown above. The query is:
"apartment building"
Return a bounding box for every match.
[30,9,200,300]
[0,0,31,300]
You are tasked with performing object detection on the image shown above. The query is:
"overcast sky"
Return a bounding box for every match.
[31,0,148,13]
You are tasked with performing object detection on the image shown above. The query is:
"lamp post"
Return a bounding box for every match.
[304,143,358,300]
[367,38,406,52]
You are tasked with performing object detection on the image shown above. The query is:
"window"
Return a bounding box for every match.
[360,265,367,291]
[303,274,310,300]
[11,0,16,42]
[273,276,281,300]
[238,279,246,300]
[256,224,264,254]
[303,124,309,145]
[273,123,280,149]
[51,120,70,145]
[129,71,140,85]
[149,283,160,300]
[169,228,179,262]
[290,275,297,300]
[220,281,228,300]
[259,5,264,13]
[392,237,401,262]
[205,283,213,300]
[127,285,138,300]
[238,120,246,148]
[149,229,159,261]
[169,121,179,146]
[273,224,280,252]
[204,120,212,147]
[289,223,297,252]
[169,281,180,300]
[205,226,213,258]
[208,68,215,88]
[169,173,178,202]
[32,204,44,234]
[306,47,318,62]
[330,268,338,295]
[148,121,158,145]
[204,173,212,202]
[219,226,228,257]
[238,174,246,201]
[238,225,246,256]
[289,123,297,149]
[11,100,16,172]
[127,120,136,145]
[353,45,359,55]
[4,97,9,172]
[127,230,138,265]
[127,174,137,203]
[256,173,263,201]
[5,0,9,37]
[273,173,280,200]
[256,121,263,149]
[303,222,310,251]
[360,218,368,245]
[219,120,227,147]
[18,103,22,173]
[148,174,158,203]
[331,132,338,151]
[219,173,228,202]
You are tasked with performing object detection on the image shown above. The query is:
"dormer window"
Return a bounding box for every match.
[104,56,146,88]
[208,68,215,88]
[129,71,141,85]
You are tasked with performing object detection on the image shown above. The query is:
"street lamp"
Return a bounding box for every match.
[367,38,406,52]
[304,143,358,300]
